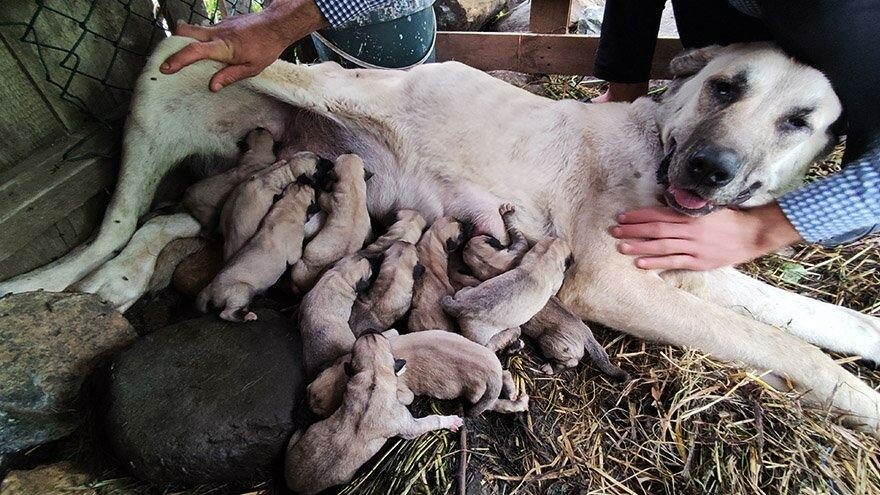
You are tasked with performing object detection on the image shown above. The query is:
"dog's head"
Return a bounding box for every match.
[347,331,397,379]
[654,43,842,215]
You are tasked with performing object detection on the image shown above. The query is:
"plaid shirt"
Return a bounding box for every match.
[315,0,391,26]
[779,146,880,244]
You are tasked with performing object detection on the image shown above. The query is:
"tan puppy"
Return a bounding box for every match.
[362,209,427,255]
[285,332,462,495]
[463,203,529,280]
[442,237,572,352]
[291,154,372,292]
[196,182,315,321]
[408,217,471,332]
[299,254,376,378]
[523,297,629,379]
[349,242,423,335]
[308,330,529,418]
[182,128,277,229]
[219,151,321,259]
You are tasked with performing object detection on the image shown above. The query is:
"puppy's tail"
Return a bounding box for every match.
[584,338,629,382]
[466,378,503,417]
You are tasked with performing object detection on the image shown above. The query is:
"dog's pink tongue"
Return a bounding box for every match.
[668,186,708,210]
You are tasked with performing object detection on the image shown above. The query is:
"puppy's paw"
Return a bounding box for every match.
[445,415,464,432]
[244,311,258,321]
[504,339,526,355]
[539,363,556,375]
[499,203,516,216]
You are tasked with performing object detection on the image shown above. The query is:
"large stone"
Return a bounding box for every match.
[104,310,305,485]
[0,292,137,455]
[435,0,507,31]
[492,0,604,32]
[0,462,94,495]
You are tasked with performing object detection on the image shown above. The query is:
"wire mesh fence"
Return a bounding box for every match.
[0,0,265,120]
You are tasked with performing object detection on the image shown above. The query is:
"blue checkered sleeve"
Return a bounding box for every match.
[778,146,880,244]
[314,0,389,26]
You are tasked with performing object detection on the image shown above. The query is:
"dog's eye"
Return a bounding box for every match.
[710,79,735,103]
[783,115,810,131]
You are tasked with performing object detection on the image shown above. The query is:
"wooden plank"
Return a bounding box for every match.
[0,40,67,175]
[0,192,108,281]
[0,125,117,264]
[436,32,682,77]
[528,0,571,34]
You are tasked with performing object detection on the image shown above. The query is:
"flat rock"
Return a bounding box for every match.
[0,462,94,495]
[104,310,305,485]
[0,292,136,455]
[435,0,506,30]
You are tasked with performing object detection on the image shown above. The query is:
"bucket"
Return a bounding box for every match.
[311,3,436,70]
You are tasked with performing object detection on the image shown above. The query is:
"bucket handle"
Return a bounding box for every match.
[310,8,437,70]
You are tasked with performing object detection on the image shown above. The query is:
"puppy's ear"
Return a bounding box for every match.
[296,173,314,186]
[412,263,426,280]
[317,157,335,174]
[344,361,356,377]
[354,276,371,294]
[393,359,407,375]
[669,45,722,79]
[364,169,375,181]
[459,221,475,242]
[564,254,575,270]
[379,210,399,228]
[486,236,503,250]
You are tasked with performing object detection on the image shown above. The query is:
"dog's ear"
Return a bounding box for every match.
[296,173,314,186]
[669,45,723,79]
[364,169,375,182]
[344,361,356,377]
[486,236,503,250]
[393,359,407,375]
[564,254,575,270]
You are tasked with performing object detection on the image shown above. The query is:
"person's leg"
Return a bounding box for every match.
[671,0,771,49]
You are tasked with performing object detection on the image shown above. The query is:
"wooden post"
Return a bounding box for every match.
[528,0,571,34]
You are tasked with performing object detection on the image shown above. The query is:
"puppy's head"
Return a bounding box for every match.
[333,154,367,185]
[307,356,349,417]
[348,331,396,378]
[426,217,471,252]
[282,150,321,178]
[539,326,585,372]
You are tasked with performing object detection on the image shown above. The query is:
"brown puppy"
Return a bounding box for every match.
[299,254,376,378]
[285,332,462,495]
[308,330,528,418]
[291,154,372,292]
[523,297,629,379]
[182,128,277,228]
[442,237,572,352]
[463,203,529,280]
[349,241,422,335]
[362,209,427,255]
[146,237,207,293]
[219,151,321,259]
[408,217,471,332]
[196,182,314,321]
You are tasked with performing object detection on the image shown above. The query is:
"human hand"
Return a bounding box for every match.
[610,202,803,270]
[160,0,328,91]
[592,81,649,103]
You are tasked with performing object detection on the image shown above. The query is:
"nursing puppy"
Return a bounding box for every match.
[285,332,463,495]
[308,330,529,418]
[219,151,321,259]
[182,128,277,229]
[362,209,427,255]
[350,241,423,335]
[299,254,376,377]
[408,217,472,332]
[463,203,529,280]
[442,237,572,352]
[523,297,629,379]
[196,182,315,321]
[291,154,372,293]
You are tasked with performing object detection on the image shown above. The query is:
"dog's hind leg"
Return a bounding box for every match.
[563,270,880,436]
[71,213,201,312]
[664,268,880,365]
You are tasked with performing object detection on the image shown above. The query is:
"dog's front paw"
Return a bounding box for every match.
[499,203,516,216]
[444,415,464,432]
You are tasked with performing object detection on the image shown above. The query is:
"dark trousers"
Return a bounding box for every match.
[594,0,880,159]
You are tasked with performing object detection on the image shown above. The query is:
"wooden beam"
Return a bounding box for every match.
[528,0,571,34]
[0,125,117,264]
[436,32,682,78]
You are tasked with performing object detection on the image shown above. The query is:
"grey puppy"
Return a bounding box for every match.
[362,209,427,255]
[349,241,423,335]
[408,217,471,332]
[197,182,315,321]
[291,154,372,292]
[285,332,462,495]
[299,254,376,378]
[442,237,572,352]
[308,329,529,418]
[182,128,277,229]
[219,151,321,259]
[523,296,629,379]
[463,203,529,280]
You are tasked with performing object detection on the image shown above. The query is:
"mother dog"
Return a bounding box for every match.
[2,36,878,434]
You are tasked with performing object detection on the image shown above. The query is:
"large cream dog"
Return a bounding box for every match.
[2,36,879,434]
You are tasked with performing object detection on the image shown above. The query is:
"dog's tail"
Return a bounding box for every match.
[466,378,503,417]
[440,295,462,317]
[583,333,630,382]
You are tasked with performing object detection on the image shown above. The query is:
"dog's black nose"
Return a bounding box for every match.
[687,147,739,187]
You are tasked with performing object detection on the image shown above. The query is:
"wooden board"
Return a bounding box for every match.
[0,125,117,265]
[528,0,571,34]
[436,32,682,78]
